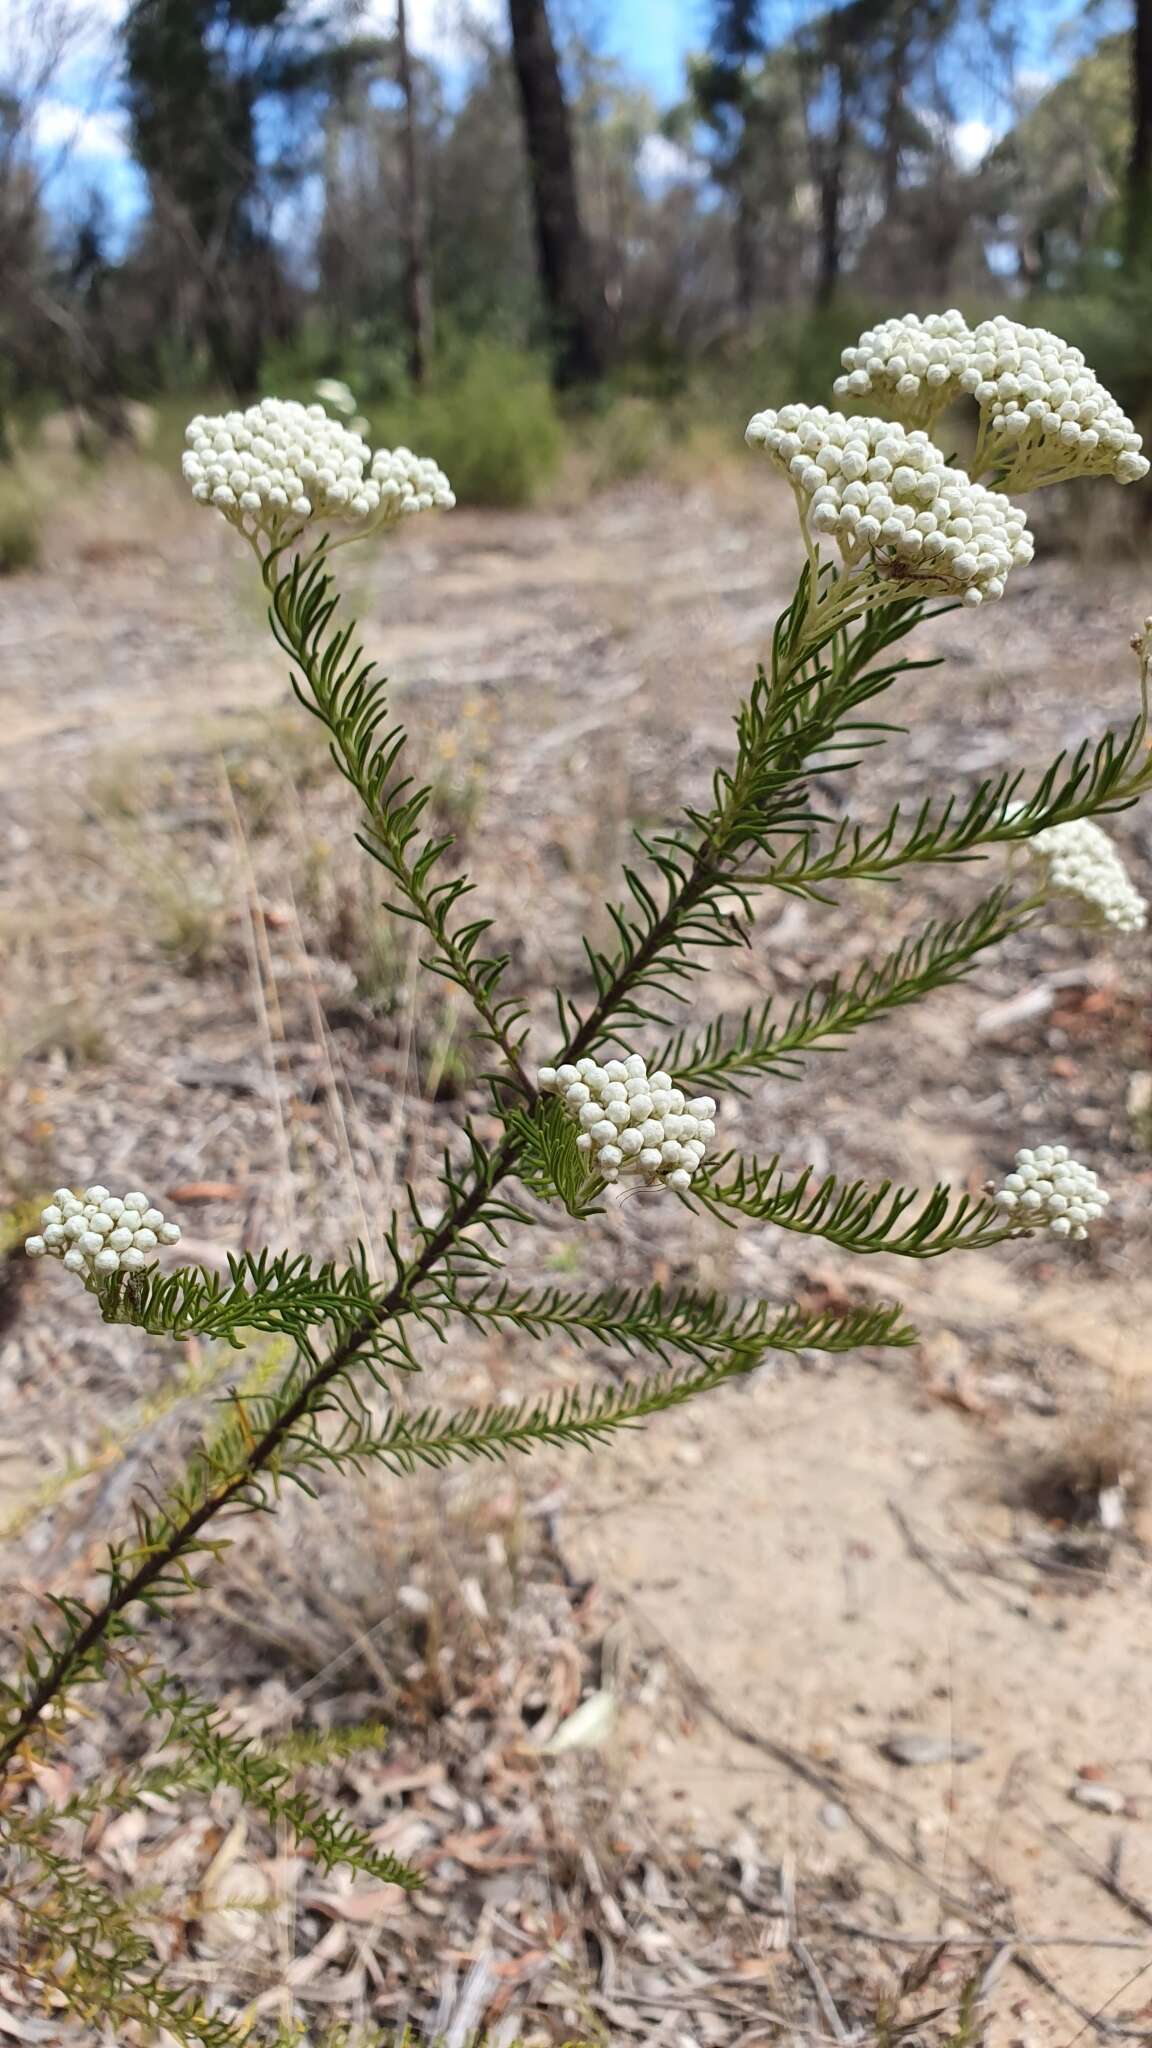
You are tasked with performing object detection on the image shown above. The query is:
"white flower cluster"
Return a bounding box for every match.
[835,311,1149,489]
[182,400,455,542]
[834,310,975,427]
[994,1147,1109,1240]
[968,318,1148,486]
[537,1056,717,1191]
[183,399,382,537]
[370,446,456,516]
[745,405,1033,605]
[25,1185,181,1278]
[1028,818,1147,934]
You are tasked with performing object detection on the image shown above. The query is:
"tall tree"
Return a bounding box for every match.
[797,2,861,310]
[506,0,604,384]
[879,0,913,211]
[1129,0,1152,266]
[395,0,432,385]
[0,0,111,446]
[123,0,328,393]
[692,0,765,320]
[814,37,853,306]
[985,32,1127,289]
[427,31,538,338]
[798,0,961,307]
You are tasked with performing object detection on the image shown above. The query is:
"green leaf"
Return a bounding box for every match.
[1,1824,251,2047]
[317,1300,915,1477]
[696,1153,1011,1257]
[761,719,1152,898]
[507,1097,605,1216]
[137,1668,420,1890]
[93,1246,382,1350]
[657,889,1028,1089]
[559,598,938,1052]
[265,552,531,1086]
[448,1277,915,1362]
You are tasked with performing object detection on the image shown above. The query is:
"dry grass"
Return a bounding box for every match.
[1016,1385,1152,1529]
[143,864,233,973]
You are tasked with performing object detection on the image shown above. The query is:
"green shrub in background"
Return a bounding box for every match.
[144,388,233,486]
[687,303,877,422]
[748,301,880,407]
[0,472,41,574]
[263,327,411,410]
[133,293,1152,524]
[370,343,564,508]
[576,392,674,487]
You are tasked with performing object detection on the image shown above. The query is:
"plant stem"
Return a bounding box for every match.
[558,627,861,1054]
[265,559,535,1098]
[0,831,735,1769]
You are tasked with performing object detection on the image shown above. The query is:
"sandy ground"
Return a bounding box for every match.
[2,446,1152,2043]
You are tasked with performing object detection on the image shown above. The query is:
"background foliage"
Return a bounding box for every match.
[5,0,1152,506]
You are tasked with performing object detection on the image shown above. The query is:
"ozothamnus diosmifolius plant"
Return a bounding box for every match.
[3,332,1151,2043]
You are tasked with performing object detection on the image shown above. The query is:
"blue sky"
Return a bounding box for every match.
[18,0,1123,234]
[587,0,1112,111]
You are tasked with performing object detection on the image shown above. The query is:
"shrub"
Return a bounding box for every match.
[578,392,672,487]
[0,472,40,573]
[370,343,563,507]
[3,315,1151,2043]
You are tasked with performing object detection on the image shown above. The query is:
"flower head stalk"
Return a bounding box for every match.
[1131,613,1152,729]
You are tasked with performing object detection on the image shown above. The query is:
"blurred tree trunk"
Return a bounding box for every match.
[814,61,850,308]
[733,177,757,320]
[320,90,352,355]
[204,271,264,398]
[396,0,432,385]
[881,14,910,212]
[701,0,765,324]
[1129,0,1152,268]
[507,0,604,384]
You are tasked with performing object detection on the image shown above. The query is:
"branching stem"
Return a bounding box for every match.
[3,548,1138,1780]
[264,550,535,1096]
[0,768,745,1767]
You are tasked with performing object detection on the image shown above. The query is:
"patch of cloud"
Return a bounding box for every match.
[951,117,995,170]
[916,105,1003,173]
[33,97,129,160]
[361,0,502,67]
[1016,65,1054,99]
[637,132,698,188]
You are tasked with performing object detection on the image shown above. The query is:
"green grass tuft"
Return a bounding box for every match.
[0,471,41,573]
